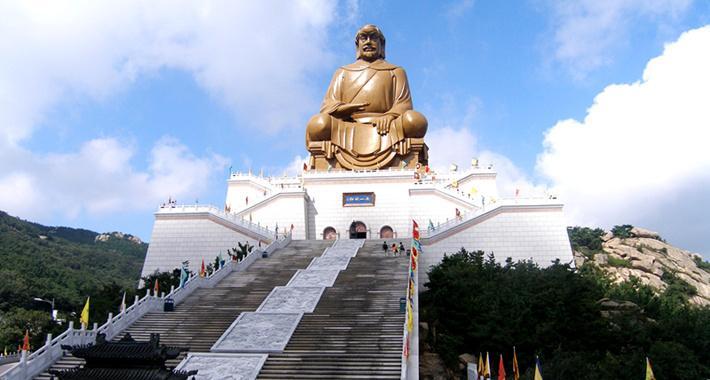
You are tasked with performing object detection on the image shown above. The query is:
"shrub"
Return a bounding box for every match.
[607,256,632,268]
[611,224,634,238]
[567,226,605,251]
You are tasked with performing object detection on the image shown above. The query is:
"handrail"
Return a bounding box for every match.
[401,223,420,380]
[420,198,562,239]
[0,235,291,380]
[156,204,273,238]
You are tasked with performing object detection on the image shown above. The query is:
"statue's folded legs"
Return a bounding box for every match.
[306,110,427,143]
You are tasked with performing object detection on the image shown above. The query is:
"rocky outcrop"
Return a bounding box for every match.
[95,231,143,245]
[574,228,710,306]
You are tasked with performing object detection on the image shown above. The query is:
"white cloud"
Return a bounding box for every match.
[0,0,338,146]
[537,26,710,253]
[0,137,225,221]
[0,1,343,224]
[544,0,692,78]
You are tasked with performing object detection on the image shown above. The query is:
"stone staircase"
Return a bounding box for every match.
[35,239,408,379]
[258,240,408,379]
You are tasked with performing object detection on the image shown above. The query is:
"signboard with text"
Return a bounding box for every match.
[342,192,375,207]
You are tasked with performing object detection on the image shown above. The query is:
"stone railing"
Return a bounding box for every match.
[156,204,273,238]
[0,235,291,380]
[0,354,20,366]
[420,198,563,240]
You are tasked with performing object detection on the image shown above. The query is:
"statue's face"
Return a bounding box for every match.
[356,31,383,62]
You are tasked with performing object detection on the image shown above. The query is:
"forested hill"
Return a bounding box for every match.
[0,210,147,313]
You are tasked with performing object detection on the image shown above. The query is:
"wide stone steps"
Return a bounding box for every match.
[35,239,408,379]
[34,240,329,379]
[257,240,408,379]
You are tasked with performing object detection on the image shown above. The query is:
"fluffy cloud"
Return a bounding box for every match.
[537,26,710,253]
[544,0,692,78]
[0,0,338,146]
[0,1,340,223]
[0,138,226,220]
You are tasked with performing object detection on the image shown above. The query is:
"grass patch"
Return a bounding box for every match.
[694,256,710,273]
[608,256,632,268]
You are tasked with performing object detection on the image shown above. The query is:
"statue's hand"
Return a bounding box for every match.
[374,115,395,135]
[334,102,369,118]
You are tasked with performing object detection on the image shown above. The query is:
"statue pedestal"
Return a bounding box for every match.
[308,138,428,171]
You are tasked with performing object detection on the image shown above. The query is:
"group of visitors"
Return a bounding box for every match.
[382,241,406,256]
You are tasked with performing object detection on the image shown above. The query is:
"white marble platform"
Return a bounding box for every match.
[322,246,358,258]
[211,312,302,353]
[256,286,325,313]
[287,269,340,287]
[307,256,351,270]
[175,353,268,380]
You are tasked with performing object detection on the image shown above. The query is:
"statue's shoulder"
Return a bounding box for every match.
[341,59,401,72]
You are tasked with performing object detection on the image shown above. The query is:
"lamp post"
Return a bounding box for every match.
[33,297,55,320]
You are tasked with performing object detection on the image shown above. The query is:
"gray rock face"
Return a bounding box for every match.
[574,228,710,305]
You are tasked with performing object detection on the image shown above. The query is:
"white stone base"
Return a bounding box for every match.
[175,353,268,380]
[211,313,303,353]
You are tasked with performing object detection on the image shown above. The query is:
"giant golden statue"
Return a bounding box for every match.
[306,24,428,170]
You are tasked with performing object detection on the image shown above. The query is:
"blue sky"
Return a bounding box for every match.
[1,1,709,257]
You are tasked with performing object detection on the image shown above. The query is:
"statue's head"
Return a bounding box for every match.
[355,24,385,61]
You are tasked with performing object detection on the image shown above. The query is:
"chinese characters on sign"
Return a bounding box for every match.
[342,193,375,207]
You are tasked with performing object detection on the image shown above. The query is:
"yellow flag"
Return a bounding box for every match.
[80,296,90,328]
[512,346,520,380]
[534,356,543,380]
[484,352,491,376]
[477,353,484,376]
[645,357,656,380]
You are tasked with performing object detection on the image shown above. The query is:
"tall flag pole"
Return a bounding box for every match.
[534,356,543,380]
[512,346,520,380]
[645,357,656,380]
[498,354,506,380]
[22,330,30,351]
[120,291,126,313]
[477,353,484,380]
[484,352,491,379]
[179,266,188,288]
[200,258,206,278]
[80,297,90,328]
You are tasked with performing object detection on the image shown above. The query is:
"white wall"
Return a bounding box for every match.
[237,192,308,240]
[420,206,573,277]
[141,216,262,278]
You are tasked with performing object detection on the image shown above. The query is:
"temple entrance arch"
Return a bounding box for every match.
[323,227,337,240]
[349,221,367,239]
[379,225,394,239]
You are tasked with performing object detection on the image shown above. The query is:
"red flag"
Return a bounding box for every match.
[411,246,418,258]
[412,220,419,240]
[303,162,308,171]
[200,259,206,277]
[22,330,30,351]
[411,255,417,271]
[403,338,409,358]
[498,354,506,380]
[153,280,159,295]
[425,165,430,173]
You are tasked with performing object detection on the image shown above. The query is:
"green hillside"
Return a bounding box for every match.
[0,211,147,350]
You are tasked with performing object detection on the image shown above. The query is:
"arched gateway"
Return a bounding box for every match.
[379,225,394,239]
[323,227,337,240]
[349,221,367,239]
